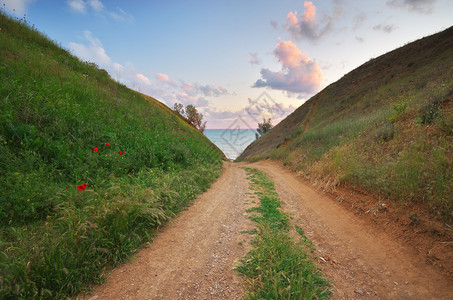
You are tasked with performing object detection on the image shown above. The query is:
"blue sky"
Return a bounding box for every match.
[2,0,452,128]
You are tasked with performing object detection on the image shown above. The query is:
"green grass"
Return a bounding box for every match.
[0,12,224,299]
[237,168,331,299]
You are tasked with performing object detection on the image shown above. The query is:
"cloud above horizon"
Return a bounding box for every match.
[2,0,34,15]
[136,73,150,85]
[156,73,170,83]
[248,53,261,65]
[67,0,134,22]
[204,100,297,129]
[69,30,111,68]
[69,31,229,109]
[181,82,229,98]
[253,40,322,95]
[386,0,437,13]
[285,1,335,41]
[373,23,398,33]
[69,30,166,100]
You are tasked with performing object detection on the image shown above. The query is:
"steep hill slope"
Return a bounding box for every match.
[238,26,453,221]
[0,12,223,298]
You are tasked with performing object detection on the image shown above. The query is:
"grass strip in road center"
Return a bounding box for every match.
[237,168,331,299]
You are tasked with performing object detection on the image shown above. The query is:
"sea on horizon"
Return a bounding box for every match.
[204,129,258,160]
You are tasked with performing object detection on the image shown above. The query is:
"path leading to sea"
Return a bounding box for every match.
[82,161,453,299]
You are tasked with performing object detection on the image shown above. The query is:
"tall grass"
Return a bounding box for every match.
[0,12,223,298]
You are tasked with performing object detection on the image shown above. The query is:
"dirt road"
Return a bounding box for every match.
[82,161,453,299]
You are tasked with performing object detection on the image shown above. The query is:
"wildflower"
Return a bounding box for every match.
[105,142,110,146]
[93,147,99,153]
[182,137,185,139]
[77,183,87,191]
[119,151,125,155]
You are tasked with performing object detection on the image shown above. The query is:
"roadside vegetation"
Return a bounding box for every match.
[238,27,453,222]
[173,102,207,133]
[237,168,331,299]
[255,118,272,139]
[0,12,223,298]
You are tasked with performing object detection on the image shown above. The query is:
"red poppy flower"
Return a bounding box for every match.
[77,183,87,191]
[105,142,110,146]
[182,137,185,139]
[119,151,125,155]
[93,147,99,153]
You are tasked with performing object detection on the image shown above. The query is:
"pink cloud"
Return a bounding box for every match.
[174,92,209,107]
[287,11,298,26]
[156,73,170,82]
[175,91,197,103]
[179,81,229,97]
[274,40,310,68]
[253,40,322,94]
[181,82,194,94]
[285,1,334,41]
[302,1,316,23]
[136,73,150,84]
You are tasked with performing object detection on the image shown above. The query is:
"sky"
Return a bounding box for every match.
[2,0,452,129]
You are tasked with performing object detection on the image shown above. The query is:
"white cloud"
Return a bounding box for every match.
[108,7,135,22]
[179,81,229,98]
[2,0,35,15]
[67,0,86,14]
[66,0,134,22]
[88,0,103,11]
[69,32,147,93]
[69,30,111,68]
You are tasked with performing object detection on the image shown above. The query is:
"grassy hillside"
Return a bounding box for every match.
[238,26,453,222]
[0,12,223,298]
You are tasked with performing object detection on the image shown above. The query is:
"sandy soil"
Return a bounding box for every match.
[81,161,453,299]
